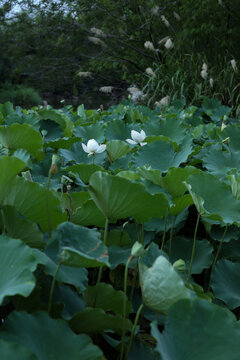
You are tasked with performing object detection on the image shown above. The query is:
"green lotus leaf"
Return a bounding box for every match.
[106,140,131,162]
[170,236,213,274]
[71,200,106,227]
[152,298,240,360]
[88,171,169,222]
[1,177,67,232]
[139,255,190,313]
[0,235,39,304]
[2,205,44,249]
[132,139,192,172]
[169,195,193,216]
[46,136,81,149]
[185,172,240,225]
[106,119,131,141]
[74,123,105,143]
[0,339,37,360]
[64,163,106,184]
[69,307,132,335]
[0,123,43,159]
[83,283,132,316]
[221,125,240,151]
[0,156,26,201]
[202,144,240,179]
[0,311,102,360]
[38,108,74,136]
[58,222,110,268]
[211,259,240,309]
[142,117,187,144]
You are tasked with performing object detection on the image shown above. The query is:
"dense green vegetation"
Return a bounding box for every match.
[0,0,239,109]
[1,99,240,358]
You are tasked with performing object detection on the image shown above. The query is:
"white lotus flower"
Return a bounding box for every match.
[82,139,106,157]
[126,130,147,146]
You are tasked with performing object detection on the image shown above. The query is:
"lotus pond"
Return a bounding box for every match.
[1,98,240,359]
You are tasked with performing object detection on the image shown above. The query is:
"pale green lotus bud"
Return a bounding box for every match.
[131,241,145,257]
[50,154,60,174]
[173,259,186,273]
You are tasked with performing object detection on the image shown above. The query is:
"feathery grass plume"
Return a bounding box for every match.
[230,59,238,72]
[99,86,113,93]
[151,6,159,15]
[201,63,208,80]
[88,36,106,47]
[161,15,170,28]
[90,27,106,37]
[155,96,170,107]
[173,12,181,21]
[127,86,145,103]
[77,71,92,78]
[144,41,155,51]
[164,38,174,50]
[158,36,170,45]
[209,78,214,87]
[145,67,156,77]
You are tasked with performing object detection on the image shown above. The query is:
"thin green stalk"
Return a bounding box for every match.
[169,216,176,261]
[161,214,168,250]
[48,262,61,314]
[46,169,52,240]
[187,213,201,284]
[120,256,132,360]
[129,264,138,303]
[125,304,144,360]
[96,217,109,284]
[208,226,228,290]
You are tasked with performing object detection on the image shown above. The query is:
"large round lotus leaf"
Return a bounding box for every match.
[142,117,187,144]
[169,195,193,216]
[46,136,81,149]
[186,172,240,225]
[221,125,240,151]
[106,140,131,162]
[0,123,43,159]
[161,166,199,197]
[132,139,192,172]
[2,177,67,232]
[71,200,106,227]
[2,205,44,249]
[64,163,106,184]
[106,119,132,141]
[59,142,106,166]
[211,259,240,309]
[88,171,169,222]
[38,108,74,136]
[0,235,39,305]
[0,156,26,202]
[83,283,132,316]
[128,340,161,360]
[69,307,132,335]
[0,311,102,360]
[151,298,240,360]
[139,256,190,313]
[0,339,37,360]
[58,222,110,268]
[74,123,105,143]
[170,236,213,274]
[202,144,240,179]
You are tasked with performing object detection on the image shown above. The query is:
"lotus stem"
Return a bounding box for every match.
[48,262,61,315]
[46,169,52,240]
[96,217,109,284]
[161,214,168,250]
[125,303,144,359]
[169,216,176,261]
[208,226,228,290]
[187,213,201,284]
[129,264,138,303]
[120,256,132,360]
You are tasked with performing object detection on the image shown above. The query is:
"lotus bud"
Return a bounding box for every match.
[209,78,214,87]
[50,154,60,175]
[131,241,145,257]
[41,130,48,137]
[173,259,186,273]
[67,184,71,193]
